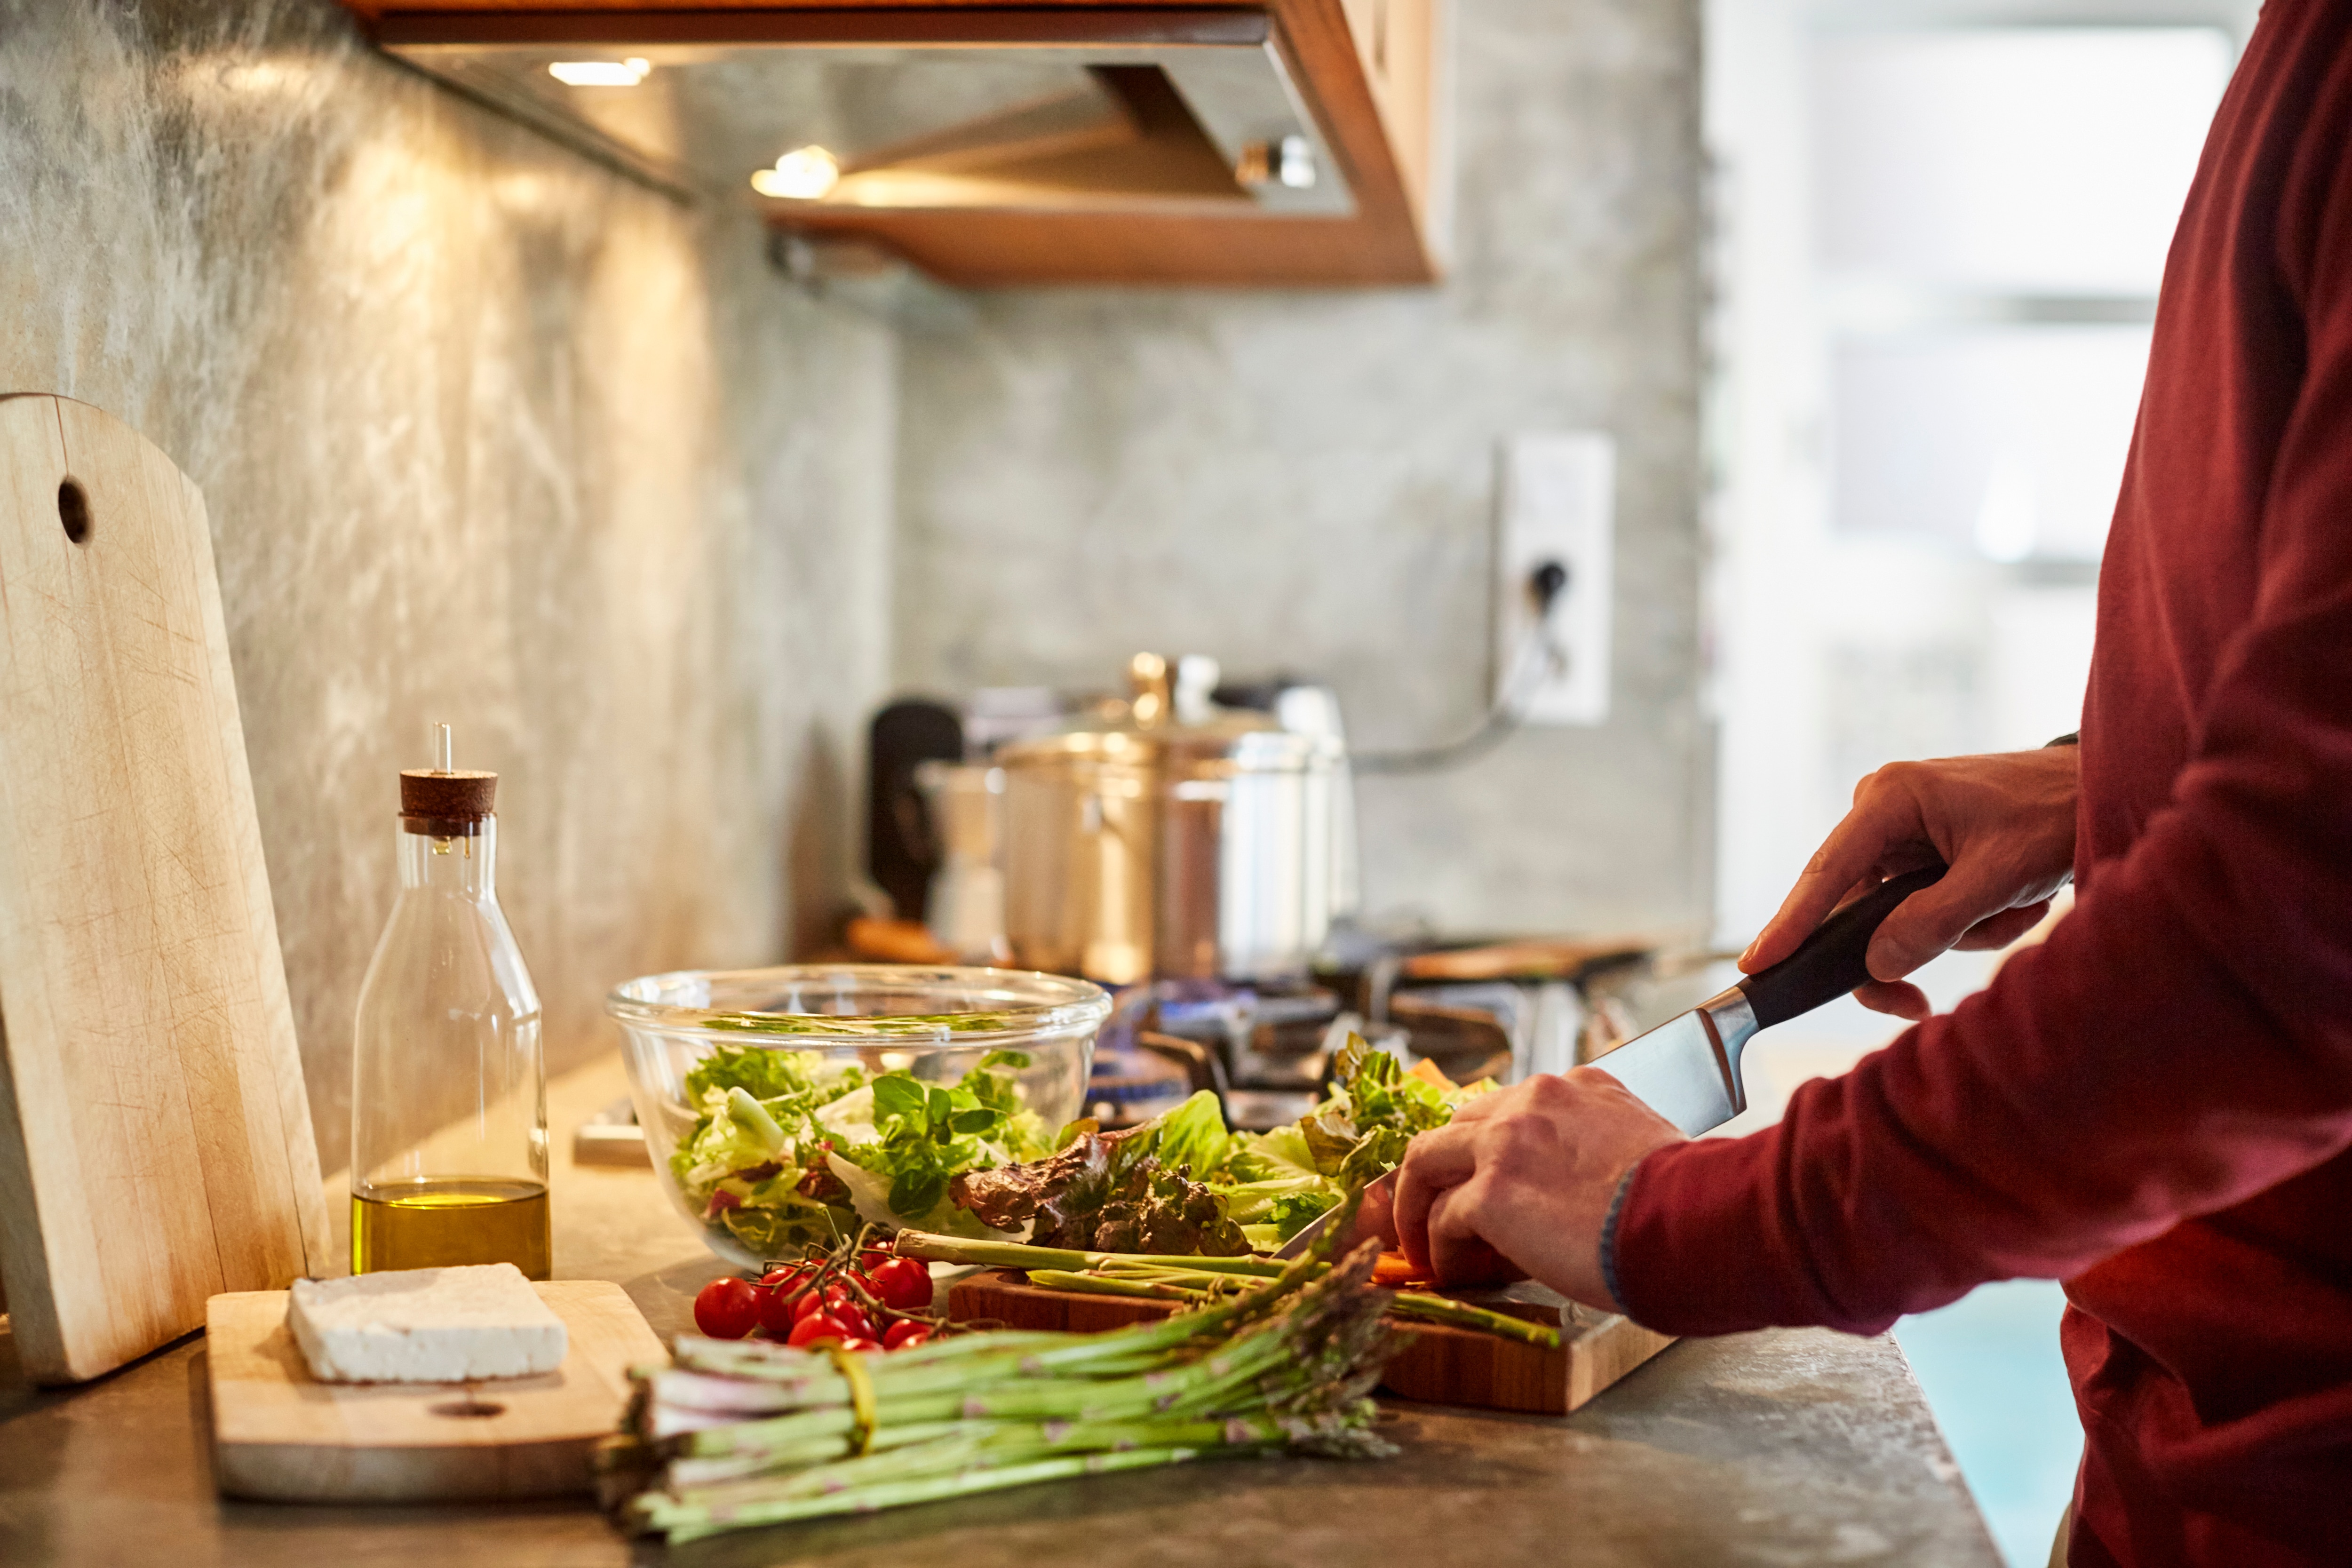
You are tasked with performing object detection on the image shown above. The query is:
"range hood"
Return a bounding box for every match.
[350,1,1445,288]
[377,10,1352,218]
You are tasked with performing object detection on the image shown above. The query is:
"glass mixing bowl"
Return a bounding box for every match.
[607,965,1111,1269]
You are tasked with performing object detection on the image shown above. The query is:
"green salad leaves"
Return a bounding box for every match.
[1205,1035,1493,1244]
[674,1031,1494,1261]
[669,1045,1053,1256]
[936,1034,1495,1252]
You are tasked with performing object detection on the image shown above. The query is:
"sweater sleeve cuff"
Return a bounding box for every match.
[1609,1129,1900,1338]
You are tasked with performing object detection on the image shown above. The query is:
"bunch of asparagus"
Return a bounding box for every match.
[891,1232,1565,1351]
[602,1239,1408,1544]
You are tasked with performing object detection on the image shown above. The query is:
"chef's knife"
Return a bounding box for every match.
[1274,1169,1395,1260]
[1272,865,1943,1258]
[1596,864,1945,1134]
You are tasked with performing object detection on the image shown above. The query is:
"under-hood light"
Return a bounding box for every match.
[548,58,651,88]
[751,146,841,200]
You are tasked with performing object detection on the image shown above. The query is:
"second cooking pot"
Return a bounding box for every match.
[999,654,1349,984]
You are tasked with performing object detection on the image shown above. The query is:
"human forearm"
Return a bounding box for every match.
[1615,677,2352,1335]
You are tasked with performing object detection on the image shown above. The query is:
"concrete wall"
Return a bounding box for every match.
[891,0,1710,940]
[0,0,898,1174]
[0,0,1707,1181]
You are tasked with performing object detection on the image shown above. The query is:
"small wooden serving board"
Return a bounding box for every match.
[949,1269,1676,1416]
[205,1279,663,1503]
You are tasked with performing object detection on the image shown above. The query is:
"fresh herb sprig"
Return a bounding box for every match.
[672,1047,1049,1248]
[867,1051,1030,1218]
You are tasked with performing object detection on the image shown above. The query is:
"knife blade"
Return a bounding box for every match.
[1273,1169,1396,1259]
[1597,864,1945,1133]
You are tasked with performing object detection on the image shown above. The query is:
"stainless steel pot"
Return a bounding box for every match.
[999,654,1348,984]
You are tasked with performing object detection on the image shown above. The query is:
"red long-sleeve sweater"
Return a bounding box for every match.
[1610,5,2352,1563]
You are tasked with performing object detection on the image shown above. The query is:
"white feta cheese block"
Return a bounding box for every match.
[285,1263,569,1384]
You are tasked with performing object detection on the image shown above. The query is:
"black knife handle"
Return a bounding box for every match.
[1735,865,1947,1029]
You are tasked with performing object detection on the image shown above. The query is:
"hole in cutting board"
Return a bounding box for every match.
[57,480,90,544]
[429,1397,507,1419]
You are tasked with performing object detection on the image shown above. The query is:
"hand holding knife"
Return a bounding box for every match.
[1279,866,1947,1289]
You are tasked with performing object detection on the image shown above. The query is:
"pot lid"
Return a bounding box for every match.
[997,653,1340,771]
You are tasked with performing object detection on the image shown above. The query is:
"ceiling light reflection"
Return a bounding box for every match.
[751,147,841,201]
[548,58,651,88]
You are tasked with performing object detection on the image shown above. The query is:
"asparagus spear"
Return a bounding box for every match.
[906,1231,1566,1352]
[892,1231,1292,1277]
[610,1233,1406,1543]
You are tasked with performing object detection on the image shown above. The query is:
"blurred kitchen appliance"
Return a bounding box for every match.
[866,699,964,922]
[914,760,1010,963]
[1214,677,1361,925]
[998,653,1348,985]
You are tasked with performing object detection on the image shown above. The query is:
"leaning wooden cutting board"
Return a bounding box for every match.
[0,394,331,1382]
[207,1280,665,1502]
[951,1269,1676,1415]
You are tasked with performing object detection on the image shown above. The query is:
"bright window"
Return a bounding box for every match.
[1813,28,2231,295]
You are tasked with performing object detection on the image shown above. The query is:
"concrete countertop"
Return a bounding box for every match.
[0,1054,2001,1567]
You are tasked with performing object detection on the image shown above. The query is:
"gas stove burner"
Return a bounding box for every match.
[1083,976,1347,1131]
[1082,1045,1193,1130]
[1081,966,1590,1132]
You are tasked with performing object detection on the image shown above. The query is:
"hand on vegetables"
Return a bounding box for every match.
[1389,1067,1684,1307]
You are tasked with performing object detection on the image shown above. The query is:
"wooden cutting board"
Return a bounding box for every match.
[949,1269,1677,1416]
[206,1279,666,1502]
[0,395,331,1383]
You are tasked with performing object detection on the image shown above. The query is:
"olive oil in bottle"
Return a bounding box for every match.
[352,1179,551,1276]
[350,725,550,1277]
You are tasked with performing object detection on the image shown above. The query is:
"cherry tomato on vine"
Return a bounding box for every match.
[870,1257,933,1313]
[883,1319,933,1351]
[786,1312,851,1349]
[791,1284,851,1324]
[693,1277,762,1340]
[835,1337,882,1353]
[757,1275,811,1337]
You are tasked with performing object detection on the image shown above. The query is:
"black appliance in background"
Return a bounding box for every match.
[866,700,964,923]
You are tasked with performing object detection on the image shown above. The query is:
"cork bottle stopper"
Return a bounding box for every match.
[400,723,496,834]
[401,769,496,821]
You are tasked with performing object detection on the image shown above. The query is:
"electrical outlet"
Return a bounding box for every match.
[1494,432,1615,725]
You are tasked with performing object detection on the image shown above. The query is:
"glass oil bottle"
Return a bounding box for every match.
[350,724,550,1276]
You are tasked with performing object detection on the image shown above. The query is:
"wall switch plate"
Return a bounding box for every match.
[1495,432,1615,725]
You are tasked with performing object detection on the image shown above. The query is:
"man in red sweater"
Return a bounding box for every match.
[1391,4,2352,1563]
